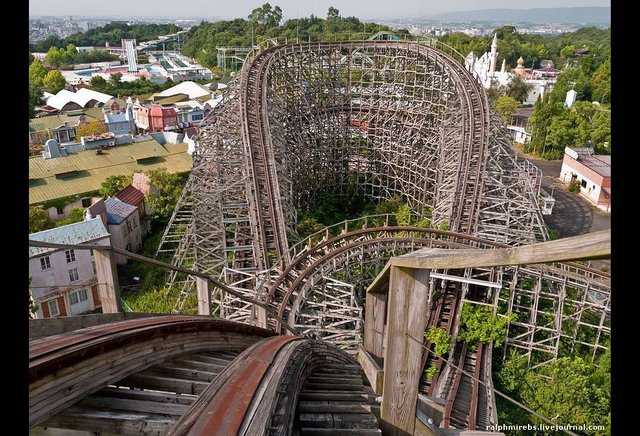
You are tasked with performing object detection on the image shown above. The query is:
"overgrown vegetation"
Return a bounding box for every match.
[425,326,452,356]
[495,348,610,434]
[458,304,515,349]
[568,179,582,193]
[89,74,178,99]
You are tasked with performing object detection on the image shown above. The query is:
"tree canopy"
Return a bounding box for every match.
[495,95,520,124]
[29,206,55,233]
[145,169,190,222]
[30,22,182,52]
[100,175,133,198]
[496,349,610,433]
[42,70,66,93]
[181,3,405,68]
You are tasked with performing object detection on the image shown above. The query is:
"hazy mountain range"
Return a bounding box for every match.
[428,7,610,24]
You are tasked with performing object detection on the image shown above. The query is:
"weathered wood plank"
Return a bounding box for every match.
[364,291,387,360]
[366,263,391,294]
[300,429,382,435]
[28,312,157,340]
[298,392,377,401]
[141,363,218,383]
[93,249,121,313]
[390,230,610,270]
[357,347,384,395]
[97,386,196,405]
[41,405,175,434]
[307,376,363,385]
[116,371,210,395]
[196,277,211,315]
[298,402,376,414]
[380,266,430,436]
[76,395,191,416]
[30,333,258,425]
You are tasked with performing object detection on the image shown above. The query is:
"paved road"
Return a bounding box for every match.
[525,155,611,270]
[526,157,611,238]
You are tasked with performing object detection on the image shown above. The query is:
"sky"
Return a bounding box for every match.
[29,0,611,20]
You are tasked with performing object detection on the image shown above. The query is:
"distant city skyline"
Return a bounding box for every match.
[29,0,611,20]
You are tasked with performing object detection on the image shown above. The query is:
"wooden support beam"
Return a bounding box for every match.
[390,230,610,270]
[357,346,384,395]
[196,277,211,315]
[93,249,121,313]
[364,291,387,360]
[380,266,430,436]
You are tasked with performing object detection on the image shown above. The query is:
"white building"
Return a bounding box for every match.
[29,218,111,318]
[560,147,611,212]
[104,197,143,264]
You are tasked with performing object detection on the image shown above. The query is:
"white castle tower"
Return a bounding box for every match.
[489,33,498,75]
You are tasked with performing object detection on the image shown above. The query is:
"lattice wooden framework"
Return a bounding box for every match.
[155,40,607,364]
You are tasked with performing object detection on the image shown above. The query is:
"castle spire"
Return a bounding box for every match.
[489,33,498,75]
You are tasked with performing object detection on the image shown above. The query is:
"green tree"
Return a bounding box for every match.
[327,6,340,20]
[42,70,66,93]
[109,72,123,86]
[494,95,520,124]
[29,60,48,87]
[248,3,283,28]
[590,57,611,104]
[146,169,189,221]
[77,120,108,138]
[505,75,532,103]
[55,207,86,227]
[523,357,609,430]
[29,84,43,118]
[89,75,108,90]
[296,216,326,239]
[457,304,514,348]
[45,46,65,67]
[29,206,55,233]
[424,326,452,356]
[99,175,133,197]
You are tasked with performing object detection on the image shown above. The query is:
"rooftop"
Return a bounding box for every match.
[578,154,611,178]
[46,88,114,111]
[29,140,192,205]
[115,185,145,206]
[104,197,137,224]
[29,217,109,257]
[156,81,211,100]
[30,108,105,132]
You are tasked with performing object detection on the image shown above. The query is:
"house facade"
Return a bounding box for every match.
[133,104,178,132]
[116,184,151,236]
[104,197,143,264]
[29,218,111,318]
[560,147,611,212]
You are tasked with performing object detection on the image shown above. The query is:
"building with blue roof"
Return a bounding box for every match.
[104,197,143,264]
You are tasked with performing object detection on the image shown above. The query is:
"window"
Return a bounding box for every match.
[47,300,59,317]
[56,207,64,216]
[40,256,51,270]
[68,267,79,282]
[191,113,204,121]
[92,261,97,275]
[65,249,76,263]
[580,179,587,188]
[82,198,92,207]
[127,219,132,233]
[70,289,88,305]
[90,249,94,257]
